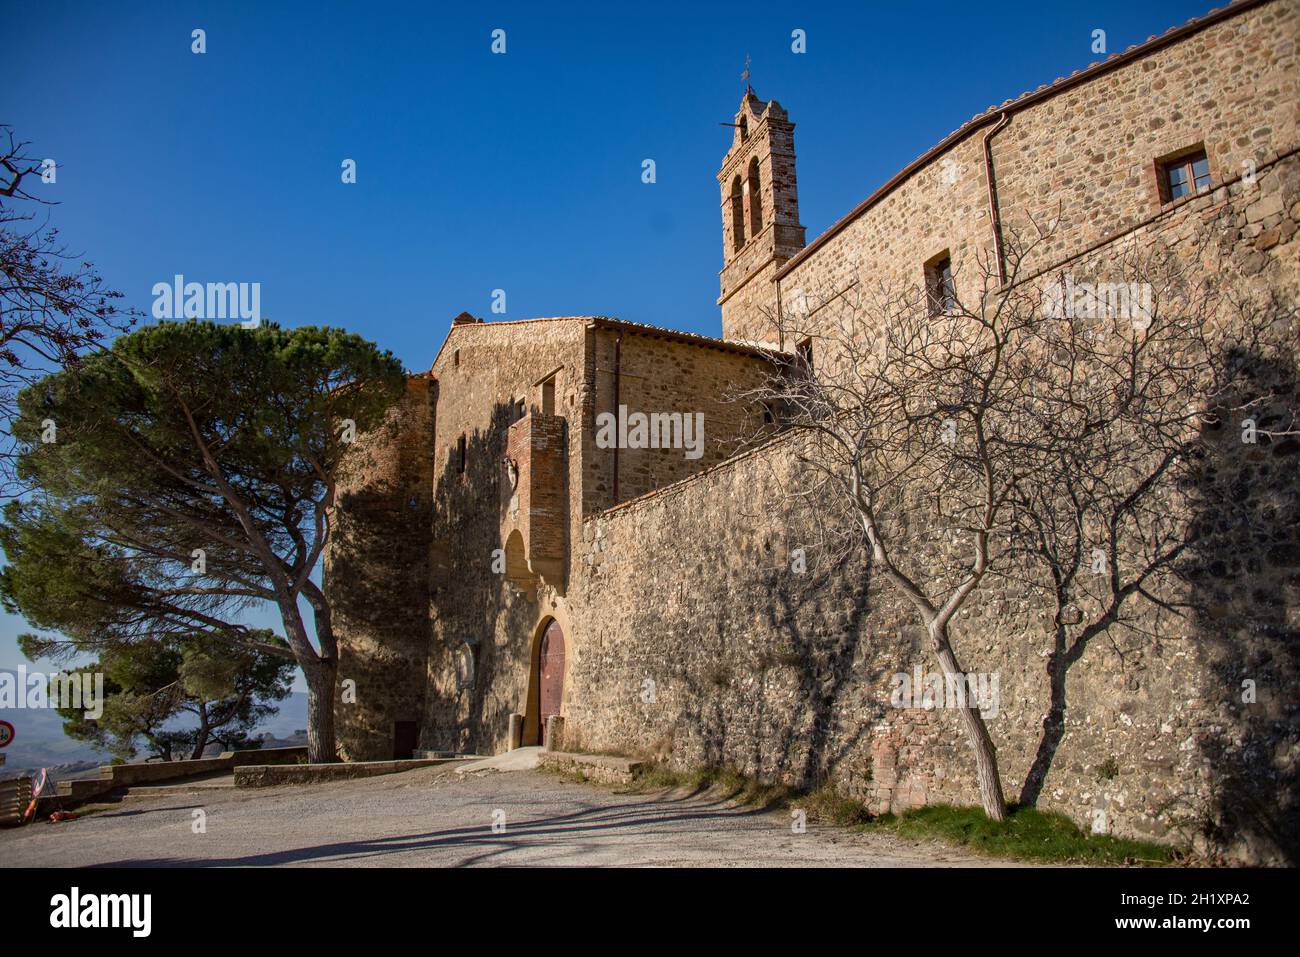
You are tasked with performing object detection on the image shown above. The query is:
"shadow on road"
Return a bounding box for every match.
[88,788,774,867]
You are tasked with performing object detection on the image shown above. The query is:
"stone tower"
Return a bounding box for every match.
[327,376,435,760]
[717,90,805,344]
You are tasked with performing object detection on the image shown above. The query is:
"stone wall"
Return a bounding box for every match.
[234,757,446,788]
[503,411,568,587]
[327,0,1298,861]
[328,377,435,761]
[584,325,777,510]
[558,149,1299,862]
[724,0,1299,346]
[564,419,1292,860]
[417,317,779,755]
[421,318,589,757]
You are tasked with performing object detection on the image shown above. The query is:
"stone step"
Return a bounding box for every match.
[537,751,646,785]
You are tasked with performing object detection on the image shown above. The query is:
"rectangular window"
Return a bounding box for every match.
[513,398,526,423]
[457,434,467,475]
[541,375,556,416]
[453,349,460,368]
[1159,148,1211,202]
[926,254,956,315]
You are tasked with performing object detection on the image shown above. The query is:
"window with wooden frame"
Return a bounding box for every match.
[1158,147,1211,203]
[925,252,956,315]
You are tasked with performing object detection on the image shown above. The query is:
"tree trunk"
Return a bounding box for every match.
[275,595,340,764]
[1019,648,1067,807]
[931,624,1007,821]
[303,657,339,764]
[190,703,211,761]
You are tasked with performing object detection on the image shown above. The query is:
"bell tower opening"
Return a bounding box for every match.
[730,175,746,251]
[717,89,806,344]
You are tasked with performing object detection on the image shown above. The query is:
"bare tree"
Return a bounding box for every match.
[1003,236,1297,808]
[0,126,140,491]
[743,222,1296,821]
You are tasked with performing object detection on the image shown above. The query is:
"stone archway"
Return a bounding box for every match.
[502,529,537,598]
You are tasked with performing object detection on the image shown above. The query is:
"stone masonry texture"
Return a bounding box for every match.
[329,0,1299,864]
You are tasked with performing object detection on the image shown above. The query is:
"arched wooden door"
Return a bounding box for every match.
[536,619,566,745]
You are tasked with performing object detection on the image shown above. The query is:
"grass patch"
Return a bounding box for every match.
[629,767,870,824]
[629,765,795,810]
[611,762,1181,865]
[794,788,873,826]
[864,804,1177,865]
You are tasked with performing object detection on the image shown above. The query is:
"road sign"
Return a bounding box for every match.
[0,719,14,748]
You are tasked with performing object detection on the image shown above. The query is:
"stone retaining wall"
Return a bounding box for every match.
[537,751,645,785]
[234,757,445,788]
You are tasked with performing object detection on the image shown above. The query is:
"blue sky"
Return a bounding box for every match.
[2,0,1216,677]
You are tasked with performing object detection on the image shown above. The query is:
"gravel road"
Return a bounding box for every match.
[0,764,1020,867]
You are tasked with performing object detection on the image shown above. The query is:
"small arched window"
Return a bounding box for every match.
[747,157,762,237]
[455,642,476,691]
[730,175,746,252]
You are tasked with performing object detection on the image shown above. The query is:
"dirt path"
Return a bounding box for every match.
[0,765,1028,867]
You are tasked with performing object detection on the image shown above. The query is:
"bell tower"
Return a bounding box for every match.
[717,88,805,344]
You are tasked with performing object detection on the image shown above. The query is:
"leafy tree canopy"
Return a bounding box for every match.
[0,320,406,761]
[26,630,295,762]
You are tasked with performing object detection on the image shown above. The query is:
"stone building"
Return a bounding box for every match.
[327,0,1298,862]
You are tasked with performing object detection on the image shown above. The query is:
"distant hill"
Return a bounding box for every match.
[0,669,308,773]
[254,690,309,737]
[0,680,101,770]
